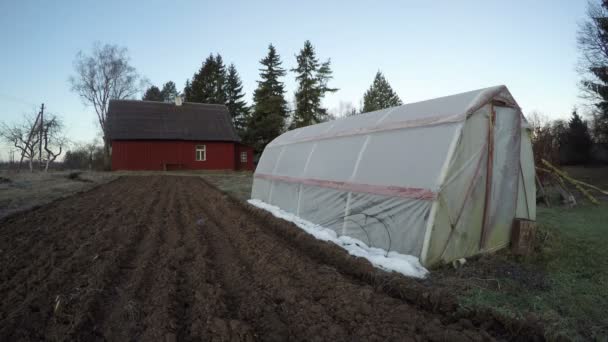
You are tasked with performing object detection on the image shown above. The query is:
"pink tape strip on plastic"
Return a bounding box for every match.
[255,173,437,200]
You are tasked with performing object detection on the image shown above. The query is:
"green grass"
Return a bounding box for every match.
[460,203,608,340]
[198,171,253,201]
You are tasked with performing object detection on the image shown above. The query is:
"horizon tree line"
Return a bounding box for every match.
[139,41,403,154]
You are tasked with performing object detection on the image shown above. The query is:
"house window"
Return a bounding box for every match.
[195,145,206,161]
[240,151,247,163]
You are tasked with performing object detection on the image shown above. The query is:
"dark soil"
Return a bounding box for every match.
[0,176,540,341]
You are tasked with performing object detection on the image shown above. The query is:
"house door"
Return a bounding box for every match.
[480,105,521,251]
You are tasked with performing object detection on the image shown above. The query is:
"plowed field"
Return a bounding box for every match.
[0,176,507,341]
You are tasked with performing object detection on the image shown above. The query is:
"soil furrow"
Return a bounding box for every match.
[135,177,188,342]
[0,175,510,341]
[201,212,282,341]
[97,176,176,340]
[173,177,197,342]
[0,178,154,340]
[61,177,164,340]
[178,185,234,341]
[0,179,133,297]
[187,177,489,341]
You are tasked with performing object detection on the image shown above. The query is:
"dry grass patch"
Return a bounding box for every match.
[0,170,116,219]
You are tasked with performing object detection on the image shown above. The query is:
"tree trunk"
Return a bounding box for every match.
[103,135,111,171]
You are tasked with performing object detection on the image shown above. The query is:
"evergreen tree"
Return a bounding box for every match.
[245,44,288,154]
[225,63,249,134]
[214,54,227,104]
[189,54,215,103]
[142,85,163,101]
[562,110,593,164]
[183,79,192,101]
[591,112,608,143]
[362,71,402,113]
[189,54,226,104]
[578,1,608,141]
[160,81,178,102]
[291,40,338,128]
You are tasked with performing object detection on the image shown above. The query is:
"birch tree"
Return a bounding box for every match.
[69,43,143,164]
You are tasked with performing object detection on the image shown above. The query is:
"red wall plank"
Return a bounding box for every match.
[111,140,246,171]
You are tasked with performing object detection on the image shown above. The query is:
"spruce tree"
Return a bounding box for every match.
[189,54,215,103]
[183,79,192,101]
[578,1,608,141]
[188,54,226,104]
[245,44,288,153]
[160,81,178,102]
[214,54,227,104]
[362,71,402,113]
[142,85,163,101]
[225,63,249,134]
[291,40,338,128]
[563,110,593,164]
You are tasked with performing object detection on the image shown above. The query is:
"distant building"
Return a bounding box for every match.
[106,98,253,171]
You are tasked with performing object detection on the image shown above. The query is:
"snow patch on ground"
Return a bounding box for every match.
[247,199,429,279]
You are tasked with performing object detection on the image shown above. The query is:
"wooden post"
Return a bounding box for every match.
[479,105,495,250]
[39,104,44,170]
[511,219,537,256]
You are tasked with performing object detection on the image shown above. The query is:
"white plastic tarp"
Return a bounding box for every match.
[251,85,536,267]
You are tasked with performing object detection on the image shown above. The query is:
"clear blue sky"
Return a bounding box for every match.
[0,0,588,160]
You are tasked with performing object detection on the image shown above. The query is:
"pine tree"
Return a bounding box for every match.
[225,63,249,134]
[362,71,402,113]
[188,54,226,104]
[160,81,178,102]
[562,110,593,164]
[142,85,163,101]
[245,44,288,154]
[578,1,608,141]
[291,40,338,128]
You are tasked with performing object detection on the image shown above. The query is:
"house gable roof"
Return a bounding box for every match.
[106,100,240,142]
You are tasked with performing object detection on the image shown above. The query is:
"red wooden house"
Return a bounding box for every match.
[107,98,254,171]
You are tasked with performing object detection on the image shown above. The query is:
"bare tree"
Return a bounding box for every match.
[0,114,40,172]
[41,115,66,172]
[337,101,358,117]
[577,1,608,102]
[69,43,143,164]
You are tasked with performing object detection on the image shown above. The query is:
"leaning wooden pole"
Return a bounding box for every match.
[535,172,551,207]
[541,159,599,205]
[537,166,608,195]
[569,178,608,195]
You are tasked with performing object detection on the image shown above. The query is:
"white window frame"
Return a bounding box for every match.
[195,145,206,161]
[240,151,247,163]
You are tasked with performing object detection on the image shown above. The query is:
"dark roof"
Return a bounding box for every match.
[106,100,240,142]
